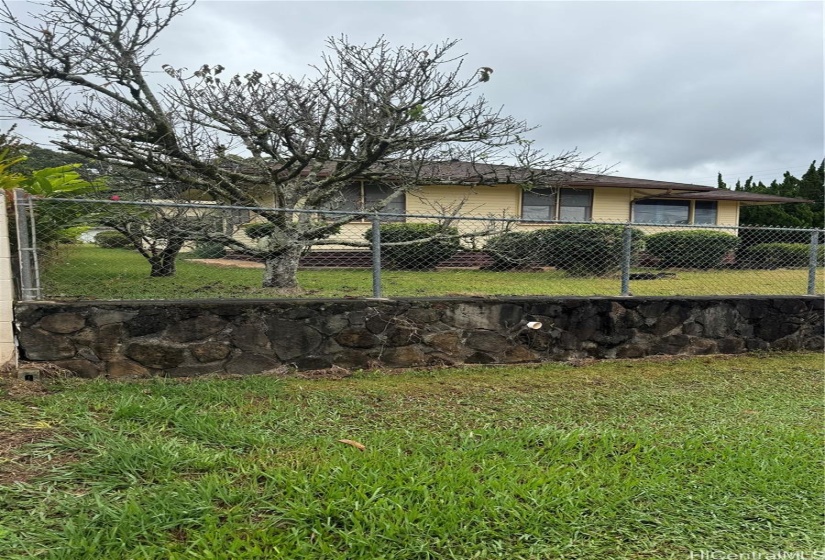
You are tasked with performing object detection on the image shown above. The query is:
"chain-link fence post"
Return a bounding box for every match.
[620,224,633,296]
[807,230,819,295]
[13,189,40,301]
[371,213,383,298]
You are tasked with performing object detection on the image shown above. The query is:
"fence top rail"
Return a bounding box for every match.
[31,195,825,234]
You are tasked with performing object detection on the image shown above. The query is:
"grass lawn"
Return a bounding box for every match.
[40,245,823,299]
[0,353,822,559]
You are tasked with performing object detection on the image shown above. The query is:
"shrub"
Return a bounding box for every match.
[242,222,277,239]
[739,243,823,269]
[94,231,133,249]
[54,226,92,245]
[189,241,226,259]
[484,231,545,269]
[550,224,644,276]
[645,230,739,269]
[365,223,461,270]
[243,221,342,240]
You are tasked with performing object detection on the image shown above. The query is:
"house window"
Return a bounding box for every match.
[632,199,718,225]
[338,184,362,213]
[559,189,593,221]
[522,188,555,220]
[632,200,690,224]
[339,182,406,221]
[364,184,405,219]
[521,188,593,221]
[693,201,717,224]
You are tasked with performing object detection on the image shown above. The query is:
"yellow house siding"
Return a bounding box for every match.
[717,201,738,225]
[403,185,521,248]
[321,222,371,250]
[592,187,632,222]
[406,185,520,217]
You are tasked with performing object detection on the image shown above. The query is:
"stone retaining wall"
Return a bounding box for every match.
[14,297,824,378]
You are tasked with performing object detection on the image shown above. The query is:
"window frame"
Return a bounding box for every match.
[631,198,718,225]
[520,187,593,222]
[339,181,406,222]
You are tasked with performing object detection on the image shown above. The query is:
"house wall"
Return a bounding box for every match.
[232,185,742,253]
[407,184,520,217]
[717,201,738,225]
[593,187,632,222]
[408,185,739,228]
[316,184,522,250]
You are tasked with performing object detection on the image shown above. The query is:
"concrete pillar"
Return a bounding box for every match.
[0,194,17,368]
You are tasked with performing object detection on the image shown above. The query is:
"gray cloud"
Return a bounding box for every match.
[7,0,823,186]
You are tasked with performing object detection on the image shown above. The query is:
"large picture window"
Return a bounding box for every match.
[632,199,718,225]
[521,188,593,221]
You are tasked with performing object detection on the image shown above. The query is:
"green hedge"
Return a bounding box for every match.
[484,232,543,269]
[242,223,277,239]
[189,241,226,259]
[365,223,461,270]
[95,231,133,249]
[484,225,644,276]
[739,242,823,269]
[243,221,342,240]
[645,230,740,269]
[551,225,644,276]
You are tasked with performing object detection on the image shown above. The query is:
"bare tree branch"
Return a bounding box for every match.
[0,0,605,288]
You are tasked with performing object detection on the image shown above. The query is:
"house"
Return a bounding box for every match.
[197,160,809,267]
[320,161,810,243]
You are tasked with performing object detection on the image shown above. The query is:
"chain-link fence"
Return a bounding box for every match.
[11,193,824,301]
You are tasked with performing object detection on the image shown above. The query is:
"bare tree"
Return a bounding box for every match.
[0,0,600,289]
[94,174,226,277]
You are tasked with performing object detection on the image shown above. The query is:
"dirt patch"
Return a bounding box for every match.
[0,378,53,399]
[188,258,264,269]
[0,428,74,485]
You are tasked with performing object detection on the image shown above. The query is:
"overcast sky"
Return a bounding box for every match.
[6,0,824,186]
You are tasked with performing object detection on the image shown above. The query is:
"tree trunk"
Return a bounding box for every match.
[148,241,184,277]
[262,247,302,289]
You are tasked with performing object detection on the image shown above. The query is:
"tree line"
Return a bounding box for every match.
[717,160,824,230]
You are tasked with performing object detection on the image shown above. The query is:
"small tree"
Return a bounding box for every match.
[9,143,224,277]
[99,203,224,277]
[0,0,601,290]
[91,165,229,277]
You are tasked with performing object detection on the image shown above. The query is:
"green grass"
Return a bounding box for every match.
[0,353,822,559]
[40,245,823,299]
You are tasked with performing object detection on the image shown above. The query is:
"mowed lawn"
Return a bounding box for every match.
[0,353,822,559]
[39,245,822,299]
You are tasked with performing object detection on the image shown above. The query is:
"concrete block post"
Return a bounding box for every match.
[0,194,18,368]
